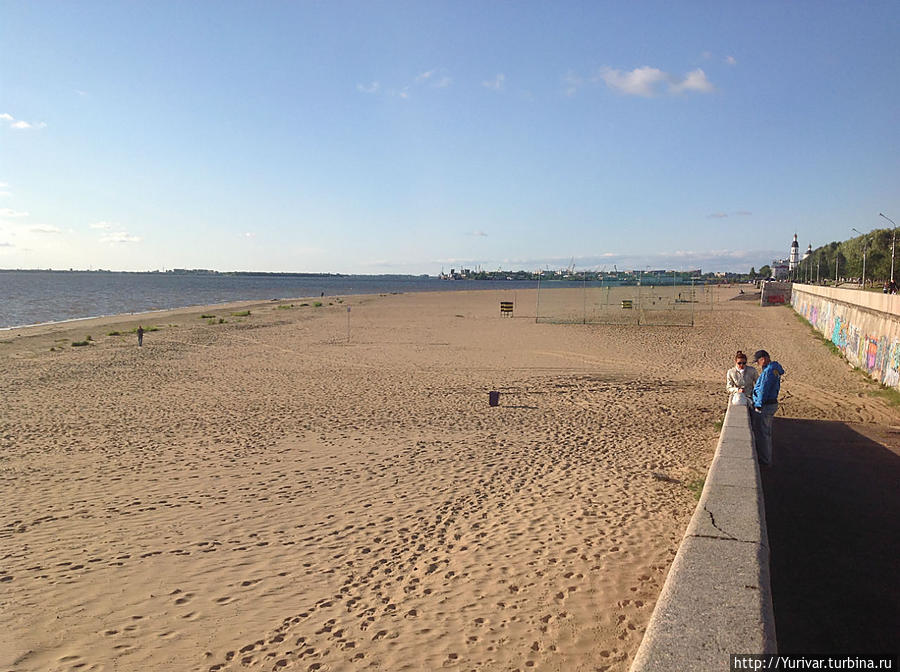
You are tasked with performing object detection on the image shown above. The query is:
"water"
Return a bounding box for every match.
[0,271,537,329]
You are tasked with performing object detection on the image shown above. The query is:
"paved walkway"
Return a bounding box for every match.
[761,418,900,654]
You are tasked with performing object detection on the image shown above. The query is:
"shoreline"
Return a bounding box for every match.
[0,271,541,331]
[0,294,328,333]
[0,287,526,345]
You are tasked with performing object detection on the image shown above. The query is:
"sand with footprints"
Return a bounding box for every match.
[2,288,896,672]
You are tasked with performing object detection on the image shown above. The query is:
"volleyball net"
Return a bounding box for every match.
[535,275,711,326]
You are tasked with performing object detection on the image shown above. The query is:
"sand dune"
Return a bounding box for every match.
[2,288,895,671]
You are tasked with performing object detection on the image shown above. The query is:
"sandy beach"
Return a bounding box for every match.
[2,288,897,672]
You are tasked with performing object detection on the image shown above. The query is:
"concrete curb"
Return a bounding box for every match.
[630,402,777,671]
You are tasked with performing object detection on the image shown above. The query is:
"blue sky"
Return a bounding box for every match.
[1,1,898,274]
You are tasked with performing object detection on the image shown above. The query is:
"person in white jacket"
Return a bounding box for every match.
[726,351,758,405]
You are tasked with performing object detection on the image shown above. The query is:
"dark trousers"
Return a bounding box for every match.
[752,403,777,465]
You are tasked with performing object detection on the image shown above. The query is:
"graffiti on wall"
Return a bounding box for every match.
[831,316,848,348]
[866,338,878,370]
[761,282,792,306]
[886,348,900,388]
[792,289,900,390]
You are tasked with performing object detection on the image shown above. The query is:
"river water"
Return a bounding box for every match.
[0,271,538,329]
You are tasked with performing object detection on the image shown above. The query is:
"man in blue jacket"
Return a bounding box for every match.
[751,350,785,466]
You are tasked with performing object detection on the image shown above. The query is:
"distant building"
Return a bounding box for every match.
[771,260,790,280]
[802,243,812,262]
[789,233,800,271]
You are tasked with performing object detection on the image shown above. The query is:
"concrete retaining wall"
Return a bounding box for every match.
[791,284,900,389]
[630,402,776,671]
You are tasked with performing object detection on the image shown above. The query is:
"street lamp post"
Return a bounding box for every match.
[852,228,868,288]
[880,213,897,283]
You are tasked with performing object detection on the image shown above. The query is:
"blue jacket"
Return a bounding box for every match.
[752,361,785,408]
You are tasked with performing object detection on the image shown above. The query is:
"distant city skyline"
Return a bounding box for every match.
[2,2,898,274]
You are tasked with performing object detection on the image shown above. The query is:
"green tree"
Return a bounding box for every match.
[758,264,772,278]
[835,251,847,281]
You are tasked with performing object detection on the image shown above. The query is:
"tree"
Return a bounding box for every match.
[759,265,772,278]
[749,267,756,279]
[835,251,847,281]
[808,229,897,283]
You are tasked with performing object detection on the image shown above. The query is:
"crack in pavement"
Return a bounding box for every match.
[704,504,738,541]
[693,504,766,546]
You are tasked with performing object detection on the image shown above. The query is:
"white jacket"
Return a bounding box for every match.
[726,364,758,397]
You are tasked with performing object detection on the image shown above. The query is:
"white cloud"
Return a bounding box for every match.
[415,69,451,89]
[468,230,488,237]
[244,232,255,238]
[597,66,668,97]
[433,257,480,265]
[564,71,584,97]
[2,113,47,130]
[0,242,13,248]
[362,70,451,99]
[725,55,737,66]
[90,221,114,230]
[735,210,753,216]
[507,248,784,273]
[483,73,505,91]
[708,212,729,219]
[12,120,45,129]
[75,89,89,97]
[0,208,29,218]
[597,66,715,97]
[100,231,141,244]
[31,225,62,234]
[670,68,714,94]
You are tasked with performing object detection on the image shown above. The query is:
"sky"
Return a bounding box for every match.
[1,1,898,274]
